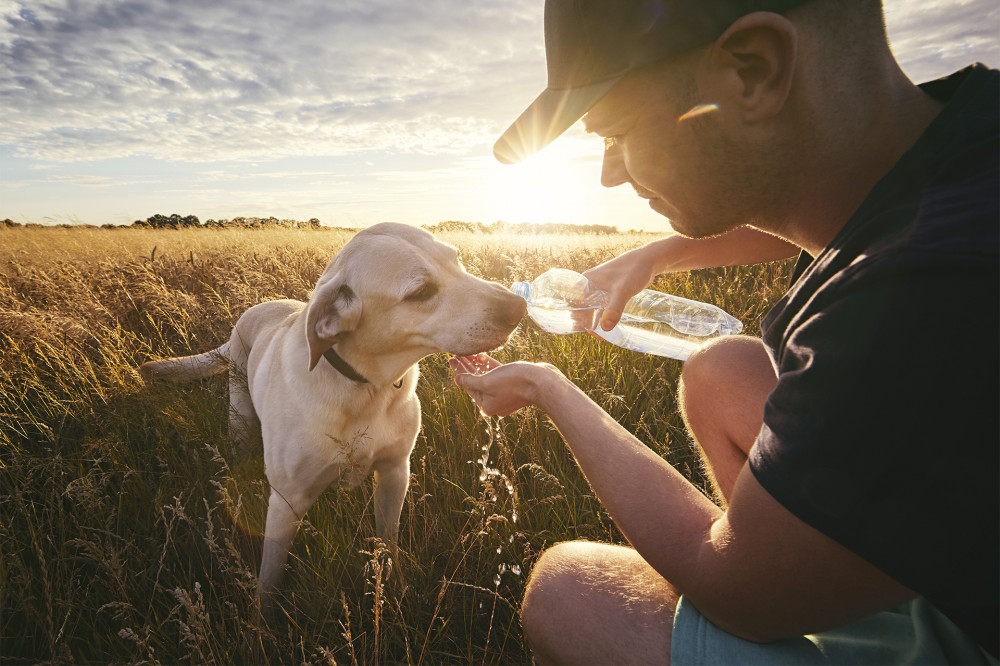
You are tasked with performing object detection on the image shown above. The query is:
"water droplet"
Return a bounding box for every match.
[496,546,501,554]
[511,565,522,576]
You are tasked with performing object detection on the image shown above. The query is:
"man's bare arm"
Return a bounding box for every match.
[584,227,798,330]
[454,358,916,642]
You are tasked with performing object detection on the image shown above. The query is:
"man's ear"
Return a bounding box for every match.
[709,12,797,123]
[305,275,362,371]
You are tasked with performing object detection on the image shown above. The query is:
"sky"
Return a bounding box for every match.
[1,0,998,232]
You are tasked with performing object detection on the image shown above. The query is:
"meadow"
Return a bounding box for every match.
[0,224,793,664]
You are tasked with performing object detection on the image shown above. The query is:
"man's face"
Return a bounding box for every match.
[583,63,753,238]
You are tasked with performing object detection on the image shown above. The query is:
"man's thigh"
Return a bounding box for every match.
[521,541,679,664]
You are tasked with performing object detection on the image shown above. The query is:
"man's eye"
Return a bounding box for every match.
[404,283,438,302]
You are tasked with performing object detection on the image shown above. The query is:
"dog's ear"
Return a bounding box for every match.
[305,277,362,371]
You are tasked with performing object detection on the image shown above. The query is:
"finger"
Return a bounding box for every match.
[477,355,502,372]
[455,371,484,392]
[450,355,480,375]
[453,353,500,375]
[600,306,623,331]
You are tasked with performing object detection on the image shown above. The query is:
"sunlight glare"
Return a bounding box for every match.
[487,139,597,226]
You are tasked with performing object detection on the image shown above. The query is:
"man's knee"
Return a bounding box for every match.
[522,541,678,664]
[521,541,581,642]
[679,336,773,418]
[522,540,620,661]
[681,336,763,398]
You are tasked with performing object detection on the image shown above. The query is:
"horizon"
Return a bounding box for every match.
[2,0,998,232]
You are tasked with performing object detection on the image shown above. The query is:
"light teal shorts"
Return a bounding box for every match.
[671,596,996,665]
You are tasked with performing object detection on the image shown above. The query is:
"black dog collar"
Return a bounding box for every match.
[322,347,403,389]
[323,347,370,384]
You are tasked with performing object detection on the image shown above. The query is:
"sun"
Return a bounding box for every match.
[487,139,599,226]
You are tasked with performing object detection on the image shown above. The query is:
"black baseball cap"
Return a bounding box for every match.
[494,0,813,164]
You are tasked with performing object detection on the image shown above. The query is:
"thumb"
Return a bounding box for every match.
[600,297,626,331]
[455,372,481,390]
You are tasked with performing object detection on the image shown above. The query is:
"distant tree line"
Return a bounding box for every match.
[2,215,624,235]
[131,214,323,229]
[0,215,322,229]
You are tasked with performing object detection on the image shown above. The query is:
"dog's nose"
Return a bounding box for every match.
[494,290,527,327]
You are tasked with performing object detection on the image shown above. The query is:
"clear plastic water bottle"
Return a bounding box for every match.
[510,268,743,361]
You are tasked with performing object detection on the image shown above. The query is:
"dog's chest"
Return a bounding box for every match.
[291,387,418,488]
[318,420,380,488]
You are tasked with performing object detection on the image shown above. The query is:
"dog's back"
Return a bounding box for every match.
[139,342,230,382]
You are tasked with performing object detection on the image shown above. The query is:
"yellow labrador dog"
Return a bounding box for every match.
[140,223,525,604]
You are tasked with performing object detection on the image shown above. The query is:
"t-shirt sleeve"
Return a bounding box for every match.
[749,249,998,606]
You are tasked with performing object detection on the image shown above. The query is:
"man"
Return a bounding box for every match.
[450,0,999,663]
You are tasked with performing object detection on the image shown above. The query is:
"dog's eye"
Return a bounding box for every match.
[404,283,438,302]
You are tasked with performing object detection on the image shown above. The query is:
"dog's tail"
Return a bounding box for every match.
[139,342,231,383]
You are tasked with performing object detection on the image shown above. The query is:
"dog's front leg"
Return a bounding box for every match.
[373,457,410,543]
[373,456,410,592]
[258,486,316,611]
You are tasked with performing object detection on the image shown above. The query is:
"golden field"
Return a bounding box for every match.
[0,224,793,664]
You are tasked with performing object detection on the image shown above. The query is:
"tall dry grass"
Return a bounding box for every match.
[0,224,793,664]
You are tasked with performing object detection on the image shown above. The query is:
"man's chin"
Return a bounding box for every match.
[650,201,715,239]
[648,197,670,217]
[648,199,692,235]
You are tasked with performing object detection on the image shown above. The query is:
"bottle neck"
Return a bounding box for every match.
[510,282,530,301]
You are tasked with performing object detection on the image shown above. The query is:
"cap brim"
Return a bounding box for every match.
[493,76,622,164]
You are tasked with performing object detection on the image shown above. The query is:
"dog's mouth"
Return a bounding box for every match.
[444,291,526,357]
[451,340,509,358]
[450,326,520,358]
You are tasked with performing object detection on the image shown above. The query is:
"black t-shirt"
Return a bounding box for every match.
[749,64,999,657]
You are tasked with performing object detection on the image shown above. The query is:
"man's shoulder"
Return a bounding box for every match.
[907,64,999,253]
[763,64,998,342]
[834,64,998,272]
[920,63,999,111]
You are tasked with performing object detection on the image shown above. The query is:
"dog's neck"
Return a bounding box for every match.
[322,346,370,384]
[323,347,403,389]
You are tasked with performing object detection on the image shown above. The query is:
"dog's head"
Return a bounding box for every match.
[305,223,526,379]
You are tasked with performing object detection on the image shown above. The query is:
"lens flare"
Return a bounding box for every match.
[678,103,720,122]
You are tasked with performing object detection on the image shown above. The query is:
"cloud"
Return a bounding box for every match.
[885,0,1000,82]
[0,0,544,162]
[1,0,996,167]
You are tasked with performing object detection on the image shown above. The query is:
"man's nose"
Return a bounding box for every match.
[600,142,629,188]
